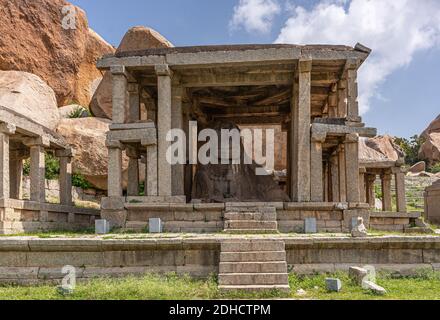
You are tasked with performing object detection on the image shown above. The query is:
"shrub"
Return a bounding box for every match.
[72,174,93,189]
[394,135,426,166]
[429,162,440,174]
[23,152,59,180]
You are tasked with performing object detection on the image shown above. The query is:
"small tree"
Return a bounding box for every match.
[394,135,426,166]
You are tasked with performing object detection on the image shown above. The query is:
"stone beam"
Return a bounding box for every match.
[180,71,293,87]
[311,123,377,138]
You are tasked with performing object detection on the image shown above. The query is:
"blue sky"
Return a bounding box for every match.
[70,0,440,139]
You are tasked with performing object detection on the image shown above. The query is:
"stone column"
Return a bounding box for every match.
[25,137,49,203]
[328,84,338,118]
[337,77,347,118]
[394,168,407,213]
[310,132,326,202]
[56,149,73,206]
[344,133,360,203]
[128,82,140,123]
[111,65,128,124]
[106,141,124,197]
[145,145,158,196]
[366,174,376,209]
[126,147,140,197]
[359,167,367,203]
[346,61,361,122]
[0,124,15,200]
[290,59,312,202]
[330,153,340,202]
[171,83,185,196]
[381,172,392,211]
[338,145,347,202]
[9,158,23,200]
[155,64,172,197]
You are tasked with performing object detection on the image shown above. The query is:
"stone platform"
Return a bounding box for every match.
[0,234,439,286]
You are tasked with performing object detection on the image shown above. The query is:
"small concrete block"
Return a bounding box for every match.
[305,218,317,234]
[149,218,163,233]
[349,266,368,286]
[95,219,110,234]
[325,278,342,292]
[363,280,387,295]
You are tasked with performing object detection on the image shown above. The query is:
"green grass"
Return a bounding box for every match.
[1,271,440,300]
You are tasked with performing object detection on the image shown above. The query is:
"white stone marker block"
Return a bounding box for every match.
[95,219,110,234]
[305,218,317,234]
[326,278,342,292]
[149,218,163,233]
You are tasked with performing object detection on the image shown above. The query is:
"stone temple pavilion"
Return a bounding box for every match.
[96,43,418,234]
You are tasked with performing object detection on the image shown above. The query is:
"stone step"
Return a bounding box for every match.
[224,220,278,230]
[224,205,276,213]
[220,261,287,274]
[220,251,286,262]
[221,241,285,252]
[219,273,289,286]
[218,284,290,293]
[224,212,277,221]
[223,229,279,234]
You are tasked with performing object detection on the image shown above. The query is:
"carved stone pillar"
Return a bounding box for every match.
[291,59,312,202]
[56,149,73,206]
[106,140,124,197]
[394,168,407,213]
[366,173,376,208]
[346,60,361,122]
[155,64,172,197]
[310,132,326,202]
[111,65,128,124]
[381,172,392,212]
[128,82,140,123]
[338,144,347,202]
[359,167,367,203]
[0,124,16,200]
[24,137,49,203]
[126,147,140,197]
[344,133,360,203]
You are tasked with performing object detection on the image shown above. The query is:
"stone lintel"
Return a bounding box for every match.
[97,46,368,70]
[109,122,155,131]
[23,136,50,148]
[107,128,157,146]
[311,123,377,138]
[0,123,16,135]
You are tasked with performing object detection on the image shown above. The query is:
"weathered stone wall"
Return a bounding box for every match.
[0,236,439,285]
[122,203,417,234]
[0,199,100,234]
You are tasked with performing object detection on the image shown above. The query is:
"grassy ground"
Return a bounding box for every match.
[1,271,440,300]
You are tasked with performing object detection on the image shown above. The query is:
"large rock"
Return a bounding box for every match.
[0,0,114,106]
[56,118,129,190]
[0,71,60,130]
[359,135,404,164]
[90,26,173,119]
[420,114,440,164]
[408,161,426,174]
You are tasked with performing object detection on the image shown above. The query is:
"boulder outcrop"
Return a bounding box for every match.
[0,71,60,130]
[0,0,114,106]
[90,26,173,119]
[420,114,440,164]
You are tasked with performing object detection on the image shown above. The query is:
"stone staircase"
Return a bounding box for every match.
[223,203,278,234]
[218,240,290,292]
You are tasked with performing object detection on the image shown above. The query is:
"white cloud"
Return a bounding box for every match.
[275,0,440,114]
[230,0,281,34]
